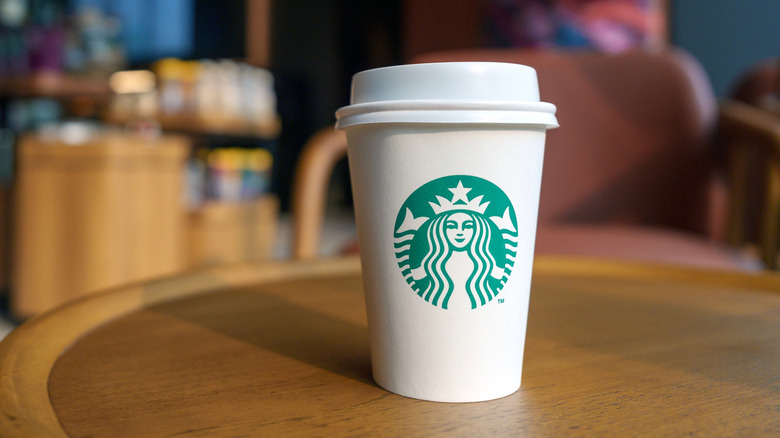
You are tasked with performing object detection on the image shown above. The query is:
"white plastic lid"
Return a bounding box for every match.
[335,62,558,129]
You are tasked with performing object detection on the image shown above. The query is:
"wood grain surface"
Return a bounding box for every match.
[1,256,778,437]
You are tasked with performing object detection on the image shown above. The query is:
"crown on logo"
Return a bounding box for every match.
[429,180,490,215]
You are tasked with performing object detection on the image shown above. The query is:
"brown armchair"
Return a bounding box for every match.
[292,49,780,270]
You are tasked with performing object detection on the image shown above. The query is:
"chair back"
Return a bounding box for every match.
[413,49,719,235]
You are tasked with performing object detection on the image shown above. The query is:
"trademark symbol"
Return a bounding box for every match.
[497,299,505,304]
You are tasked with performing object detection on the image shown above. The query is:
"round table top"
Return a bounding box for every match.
[1,256,779,437]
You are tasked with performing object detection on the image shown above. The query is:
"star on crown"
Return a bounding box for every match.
[429,180,490,215]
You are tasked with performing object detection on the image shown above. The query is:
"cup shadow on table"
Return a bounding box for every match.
[145,272,778,396]
[148,279,375,387]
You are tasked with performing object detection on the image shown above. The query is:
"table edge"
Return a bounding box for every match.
[534,256,780,291]
[0,256,361,437]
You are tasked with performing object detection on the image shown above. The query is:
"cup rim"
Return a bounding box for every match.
[335,99,558,130]
[336,99,556,117]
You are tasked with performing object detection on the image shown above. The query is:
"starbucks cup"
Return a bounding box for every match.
[335,62,558,402]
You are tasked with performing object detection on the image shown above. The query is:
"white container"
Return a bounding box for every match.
[336,62,558,402]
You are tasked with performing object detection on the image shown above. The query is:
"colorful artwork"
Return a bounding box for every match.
[487,0,666,52]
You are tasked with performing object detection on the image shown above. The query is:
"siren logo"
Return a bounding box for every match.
[394,175,518,310]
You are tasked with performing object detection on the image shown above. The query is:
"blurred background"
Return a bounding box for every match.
[0,0,778,331]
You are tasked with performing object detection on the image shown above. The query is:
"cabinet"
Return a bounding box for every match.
[10,132,279,317]
[12,133,189,316]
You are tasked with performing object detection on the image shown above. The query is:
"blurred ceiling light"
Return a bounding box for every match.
[109,70,156,94]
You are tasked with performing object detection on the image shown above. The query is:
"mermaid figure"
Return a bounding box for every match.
[395,179,517,310]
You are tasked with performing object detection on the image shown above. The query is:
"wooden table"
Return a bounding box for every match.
[1,256,778,436]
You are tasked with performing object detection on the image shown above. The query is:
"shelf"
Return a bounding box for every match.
[0,72,111,99]
[104,112,281,140]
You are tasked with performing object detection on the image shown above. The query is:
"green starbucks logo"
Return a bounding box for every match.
[394,175,518,310]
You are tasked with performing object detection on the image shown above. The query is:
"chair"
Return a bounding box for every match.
[730,57,779,110]
[722,58,780,268]
[292,49,780,270]
[291,128,350,259]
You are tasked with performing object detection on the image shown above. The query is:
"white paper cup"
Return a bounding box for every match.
[336,62,558,402]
